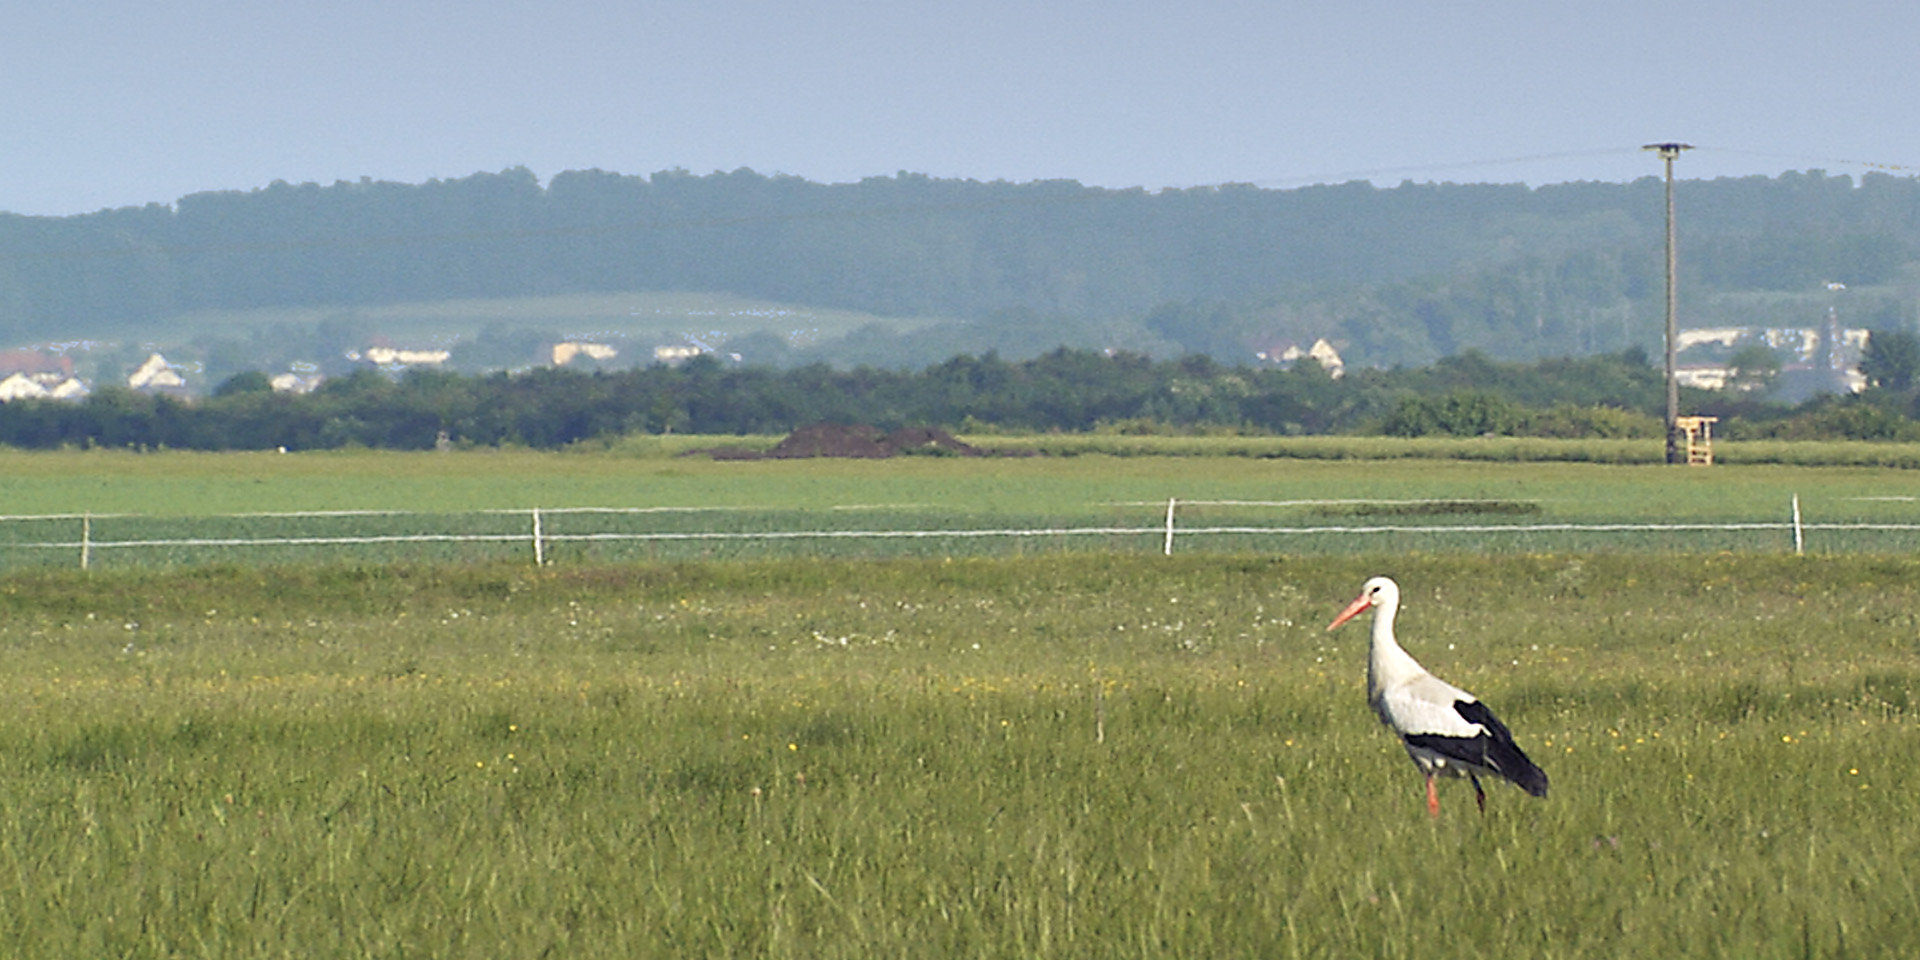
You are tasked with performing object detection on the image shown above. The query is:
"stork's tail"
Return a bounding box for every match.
[1456,699,1548,798]
[1503,750,1549,798]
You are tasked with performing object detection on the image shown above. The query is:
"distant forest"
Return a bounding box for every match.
[4,167,1920,371]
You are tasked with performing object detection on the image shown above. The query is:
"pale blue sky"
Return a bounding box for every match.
[6,0,1918,216]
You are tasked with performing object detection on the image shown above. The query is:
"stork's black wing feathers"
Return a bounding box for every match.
[1402,699,1549,798]
[1453,699,1548,797]
[1399,730,1485,764]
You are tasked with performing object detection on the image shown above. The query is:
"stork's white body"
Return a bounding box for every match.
[1330,576,1548,816]
[1371,652,1486,778]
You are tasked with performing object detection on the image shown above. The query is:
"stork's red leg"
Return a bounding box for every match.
[1425,772,1440,818]
[1471,774,1486,814]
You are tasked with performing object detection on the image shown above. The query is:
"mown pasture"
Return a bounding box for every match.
[2,446,1918,568]
[6,442,1919,518]
[0,554,1916,957]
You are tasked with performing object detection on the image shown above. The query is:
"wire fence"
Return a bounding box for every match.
[2,498,1917,570]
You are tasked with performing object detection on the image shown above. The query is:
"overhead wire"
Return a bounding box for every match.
[1689,146,1920,177]
[1241,147,1647,188]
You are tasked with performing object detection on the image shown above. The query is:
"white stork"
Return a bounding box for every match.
[1327,576,1548,816]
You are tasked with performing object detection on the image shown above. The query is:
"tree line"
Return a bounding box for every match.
[4,342,1918,452]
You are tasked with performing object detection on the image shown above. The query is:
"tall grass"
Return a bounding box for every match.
[0,554,1916,957]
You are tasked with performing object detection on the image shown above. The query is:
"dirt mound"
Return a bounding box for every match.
[770,423,896,458]
[693,424,984,459]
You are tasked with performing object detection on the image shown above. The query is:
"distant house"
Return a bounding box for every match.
[353,346,452,367]
[270,372,325,394]
[552,342,618,366]
[1257,338,1346,379]
[0,371,89,402]
[129,353,188,391]
[46,377,89,400]
[1675,328,1748,351]
[1674,365,1732,390]
[1676,319,1868,400]
[653,345,704,365]
[0,372,49,402]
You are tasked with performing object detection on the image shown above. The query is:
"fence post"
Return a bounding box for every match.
[532,507,545,565]
[1791,494,1803,556]
[1163,498,1177,556]
[81,512,91,571]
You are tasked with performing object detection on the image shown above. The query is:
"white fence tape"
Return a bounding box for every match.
[4,497,1918,567]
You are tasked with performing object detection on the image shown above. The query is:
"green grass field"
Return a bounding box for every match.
[2,446,1917,568]
[136,290,936,352]
[2,448,1919,956]
[3,443,1916,517]
[0,554,1916,957]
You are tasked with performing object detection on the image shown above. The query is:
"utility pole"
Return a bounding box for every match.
[1644,142,1692,465]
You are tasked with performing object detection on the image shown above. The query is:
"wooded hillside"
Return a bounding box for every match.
[2,167,1917,370]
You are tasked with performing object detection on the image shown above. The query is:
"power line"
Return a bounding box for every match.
[1243,148,1647,188]
[1248,145,1920,190]
[1693,146,1920,176]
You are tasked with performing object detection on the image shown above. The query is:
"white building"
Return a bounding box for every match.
[46,377,89,400]
[0,373,49,401]
[0,372,90,402]
[553,342,619,366]
[270,373,325,394]
[1258,338,1346,379]
[129,353,187,390]
[355,346,451,367]
[653,345,704,365]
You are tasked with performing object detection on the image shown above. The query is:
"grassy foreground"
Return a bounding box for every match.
[0,553,1916,957]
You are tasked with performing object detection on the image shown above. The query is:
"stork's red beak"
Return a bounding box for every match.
[1327,593,1371,631]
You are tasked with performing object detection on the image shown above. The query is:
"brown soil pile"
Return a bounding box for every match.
[695,423,985,459]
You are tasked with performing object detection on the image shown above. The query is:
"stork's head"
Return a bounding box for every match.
[1327,575,1400,631]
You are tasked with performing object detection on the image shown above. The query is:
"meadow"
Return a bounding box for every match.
[2,444,1919,569]
[1,447,1918,956]
[142,290,935,354]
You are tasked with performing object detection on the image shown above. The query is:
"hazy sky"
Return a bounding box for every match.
[7,0,1918,216]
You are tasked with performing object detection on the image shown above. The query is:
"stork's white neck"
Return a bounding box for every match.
[1366,590,1430,694]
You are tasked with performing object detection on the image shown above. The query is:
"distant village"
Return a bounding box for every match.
[0,317,1877,405]
[1,334,1355,404]
[0,338,658,403]
[1671,308,1870,403]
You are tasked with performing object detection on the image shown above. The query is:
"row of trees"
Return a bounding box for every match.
[5,168,1919,371]
[5,344,1919,452]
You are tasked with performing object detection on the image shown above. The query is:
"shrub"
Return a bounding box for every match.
[1381,391,1523,437]
[1521,403,1663,439]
